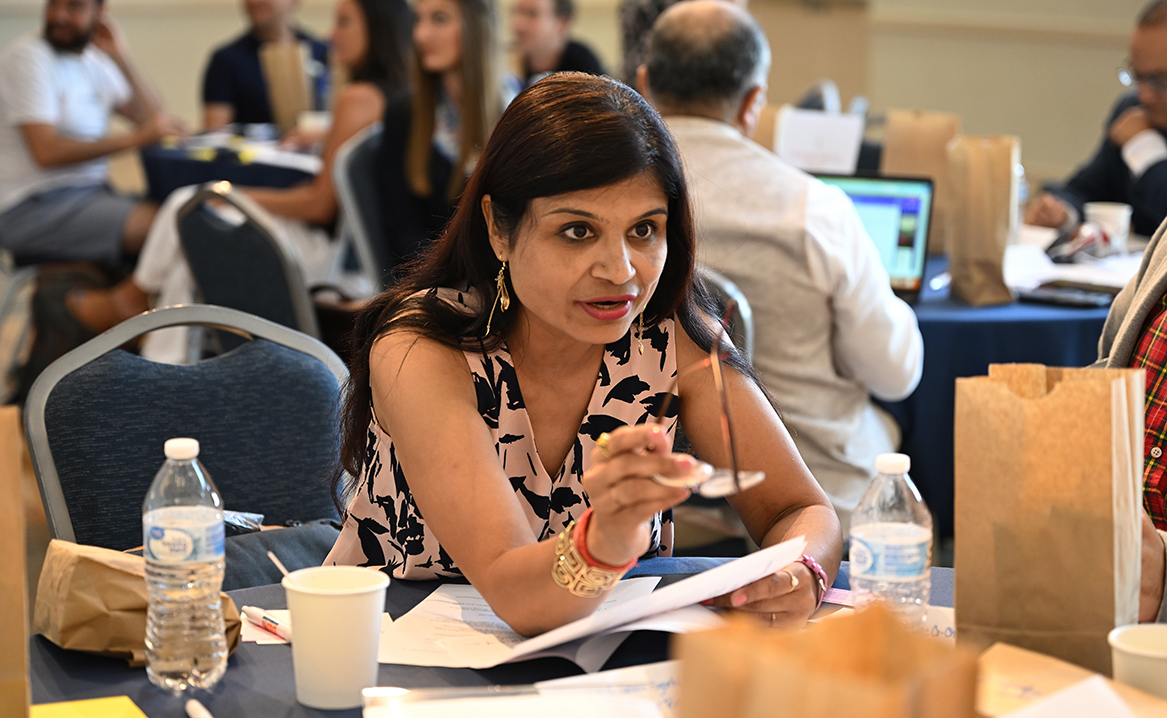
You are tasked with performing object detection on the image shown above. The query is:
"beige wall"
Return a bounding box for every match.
[0,0,1145,185]
[869,0,1145,186]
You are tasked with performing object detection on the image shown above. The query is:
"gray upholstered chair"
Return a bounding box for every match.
[177,181,321,353]
[696,266,755,362]
[333,122,388,293]
[24,305,346,553]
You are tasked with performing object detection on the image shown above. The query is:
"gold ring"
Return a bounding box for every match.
[596,432,613,459]
[779,568,799,590]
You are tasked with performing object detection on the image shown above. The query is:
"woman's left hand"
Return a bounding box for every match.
[703,560,819,628]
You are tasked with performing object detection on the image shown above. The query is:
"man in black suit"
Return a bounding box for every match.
[1027,0,1167,238]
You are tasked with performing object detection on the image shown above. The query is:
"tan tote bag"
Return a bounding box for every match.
[946,135,1020,306]
[881,109,961,256]
[954,364,1142,674]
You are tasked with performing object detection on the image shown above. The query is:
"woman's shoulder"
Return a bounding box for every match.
[333,82,387,126]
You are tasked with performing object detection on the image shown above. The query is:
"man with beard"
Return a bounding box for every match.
[0,0,183,265]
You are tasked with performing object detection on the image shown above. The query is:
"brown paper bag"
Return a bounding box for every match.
[954,364,1142,675]
[0,407,28,718]
[260,41,313,135]
[32,540,241,666]
[677,605,979,718]
[881,109,962,256]
[946,135,1020,306]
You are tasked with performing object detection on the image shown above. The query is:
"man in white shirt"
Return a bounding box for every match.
[0,0,183,265]
[639,0,924,532]
[1026,0,1167,238]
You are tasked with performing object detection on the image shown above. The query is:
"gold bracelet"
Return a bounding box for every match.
[551,519,630,597]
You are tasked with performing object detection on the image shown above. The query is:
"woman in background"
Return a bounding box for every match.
[65,0,413,362]
[377,0,514,275]
[328,74,841,635]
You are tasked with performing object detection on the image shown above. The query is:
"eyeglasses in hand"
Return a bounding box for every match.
[649,302,765,498]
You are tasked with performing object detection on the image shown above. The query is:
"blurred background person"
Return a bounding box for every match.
[640,0,923,534]
[1026,0,1167,238]
[510,0,603,87]
[377,0,514,274]
[0,0,183,266]
[201,0,330,131]
[65,0,413,363]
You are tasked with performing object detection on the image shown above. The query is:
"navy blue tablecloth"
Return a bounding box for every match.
[29,558,955,717]
[881,258,1111,538]
[140,146,315,203]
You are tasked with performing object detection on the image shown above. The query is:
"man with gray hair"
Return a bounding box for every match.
[639,0,923,533]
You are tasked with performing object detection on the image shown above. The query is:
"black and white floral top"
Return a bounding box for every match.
[326,288,679,579]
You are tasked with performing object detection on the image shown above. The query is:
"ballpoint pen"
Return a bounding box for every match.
[241,605,293,642]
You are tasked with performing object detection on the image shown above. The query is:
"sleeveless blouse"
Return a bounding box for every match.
[325,288,679,580]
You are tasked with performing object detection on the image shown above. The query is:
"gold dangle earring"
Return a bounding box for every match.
[485,260,510,336]
[637,310,645,355]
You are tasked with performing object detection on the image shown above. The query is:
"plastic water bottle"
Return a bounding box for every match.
[849,453,932,629]
[143,438,227,691]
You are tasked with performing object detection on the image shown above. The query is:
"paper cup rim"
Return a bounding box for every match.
[281,566,389,595]
[1108,624,1167,658]
[1084,201,1133,212]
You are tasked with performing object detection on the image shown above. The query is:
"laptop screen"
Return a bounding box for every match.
[812,174,933,295]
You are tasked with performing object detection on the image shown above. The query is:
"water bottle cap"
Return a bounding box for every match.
[164,438,200,460]
[875,453,910,474]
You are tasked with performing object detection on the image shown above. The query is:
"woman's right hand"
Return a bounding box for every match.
[580,424,695,567]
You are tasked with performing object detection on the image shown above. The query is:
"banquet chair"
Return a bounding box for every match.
[178,181,321,353]
[333,122,388,292]
[24,304,346,553]
[696,266,755,362]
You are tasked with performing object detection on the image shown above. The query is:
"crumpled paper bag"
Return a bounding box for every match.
[32,539,241,666]
[677,604,978,718]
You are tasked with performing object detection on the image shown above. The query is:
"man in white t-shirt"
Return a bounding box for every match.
[0,0,183,264]
[639,0,924,533]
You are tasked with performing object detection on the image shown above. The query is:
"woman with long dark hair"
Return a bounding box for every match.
[376,0,513,273]
[328,73,841,635]
[65,0,413,361]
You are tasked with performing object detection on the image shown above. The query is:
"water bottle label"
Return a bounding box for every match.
[144,509,224,564]
[850,536,928,580]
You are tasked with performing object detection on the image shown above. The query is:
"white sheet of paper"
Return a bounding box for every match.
[508,536,806,664]
[536,660,680,718]
[776,106,864,174]
[364,693,662,718]
[379,578,660,668]
[1004,243,1143,291]
[1000,676,1137,718]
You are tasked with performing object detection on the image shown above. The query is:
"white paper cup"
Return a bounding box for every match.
[1108,623,1167,700]
[283,566,389,709]
[1085,201,1133,254]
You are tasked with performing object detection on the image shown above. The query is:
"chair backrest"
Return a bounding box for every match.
[697,266,755,362]
[178,181,320,351]
[334,122,388,292]
[24,305,348,551]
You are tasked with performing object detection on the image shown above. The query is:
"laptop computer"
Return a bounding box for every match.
[812,174,934,303]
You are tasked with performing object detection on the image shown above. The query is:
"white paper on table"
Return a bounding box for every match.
[364,693,662,718]
[1000,676,1137,718]
[381,535,804,671]
[536,660,680,718]
[1017,224,1060,249]
[242,609,393,645]
[239,144,323,174]
[379,577,660,669]
[775,105,864,174]
[506,536,805,666]
[1003,244,1142,292]
[812,604,955,646]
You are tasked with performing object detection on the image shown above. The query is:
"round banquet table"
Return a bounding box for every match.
[881,258,1112,538]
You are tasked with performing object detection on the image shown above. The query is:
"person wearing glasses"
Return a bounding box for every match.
[1026,0,1167,237]
[325,73,842,635]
